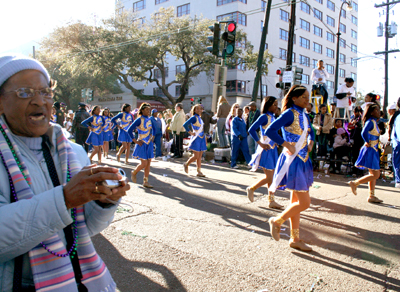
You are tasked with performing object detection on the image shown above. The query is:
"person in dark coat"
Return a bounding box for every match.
[72,102,90,152]
[53,101,64,127]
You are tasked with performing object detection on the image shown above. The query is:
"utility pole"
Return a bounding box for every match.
[374,0,400,112]
[286,0,296,69]
[251,0,272,102]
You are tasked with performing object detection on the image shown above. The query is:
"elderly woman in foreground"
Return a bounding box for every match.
[0,54,129,291]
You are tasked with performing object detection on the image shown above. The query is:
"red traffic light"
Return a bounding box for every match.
[227,23,236,32]
[276,69,282,75]
[190,98,194,102]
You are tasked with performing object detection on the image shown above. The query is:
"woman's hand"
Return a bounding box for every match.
[135,140,144,146]
[282,142,296,156]
[258,141,271,150]
[63,165,130,209]
[189,131,195,136]
[308,141,314,153]
[364,142,370,147]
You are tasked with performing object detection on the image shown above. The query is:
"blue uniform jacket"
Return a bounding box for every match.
[151,116,163,135]
[231,116,248,138]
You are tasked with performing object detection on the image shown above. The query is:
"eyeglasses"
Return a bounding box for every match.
[4,88,54,99]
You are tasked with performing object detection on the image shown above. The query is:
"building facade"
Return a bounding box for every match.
[110,0,358,111]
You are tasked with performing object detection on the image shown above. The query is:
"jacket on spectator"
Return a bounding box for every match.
[333,134,350,148]
[201,111,217,134]
[313,113,333,135]
[231,116,248,138]
[150,116,163,135]
[217,103,230,119]
[170,110,186,134]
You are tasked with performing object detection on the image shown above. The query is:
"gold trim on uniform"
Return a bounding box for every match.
[285,109,303,135]
[288,141,309,162]
[193,116,201,128]
[368,120,380,136]
[370,139,378,151]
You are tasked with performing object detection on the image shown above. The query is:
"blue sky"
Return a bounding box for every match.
[1,0,399,104]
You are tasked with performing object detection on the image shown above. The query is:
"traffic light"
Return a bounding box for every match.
[222,21,236,57]
[87,89,94,102]
[207,23,221,56]
[190,98,195,106]
[276,69,284,89]
[292,66,303,85]
[81,88,87,98]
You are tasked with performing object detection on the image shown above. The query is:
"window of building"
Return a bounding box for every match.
[340,39,346,48]
[176,64,185,75]
[353,2,358,12]
[218,0,247,5]
[341,9,346,18]
[262,84,267,97]
[300,37,310,49]
[133,17,146,27]
[313,59,318,68]
[351,44,357,53]
[279,28,289,41]
[301,74,310,85]
[314,8,322,20]
[326,64,334,74]
[340,23,346,33]
[175,85,188,97]
[314,25,322,37]
[154,67,169,78]
[326,80,334,89]
[300,19,310,31]
[280,9,289,22]
[117,7,124,15]
[301,2,310,14]
[177,3,190,17]
[327,16,335,27]
[262,0,266,12]
[315,0,322,4]
[352,15,358,26]
[133,0,146,12]
[351,58,357,67]
[339,68,345,78]
[313,42,322,54]
[327,0,335,11]
[351,72,357,82]
[155,0,168,4]
[226,80,246,93]
[326,48,334,58]
[292,52,296,63]
[154,87,166,97]
[339,53,346,63]
[351,29,357,39]
[300,55,310,67]
[327,32,334,42]
[279,48,287,60]
[217,12,247,26]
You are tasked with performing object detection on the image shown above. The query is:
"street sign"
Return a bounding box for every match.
[282,71,293,83]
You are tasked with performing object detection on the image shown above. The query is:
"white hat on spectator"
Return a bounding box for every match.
[388,103,397,110]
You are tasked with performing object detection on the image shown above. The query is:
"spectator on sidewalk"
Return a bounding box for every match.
[388,99,400,142]
[216,96,230,148]
[328,119,343,154]
[53,101,64,127]
[231,108,251,168]
[72,102,90,152]
[311,60,329,105]
[225,103,240,147]
[332,128,351,173]
[313,104,333,158]
[335,78,355,118]
[348,106,363,175]
[246,101,260,156]
[170,103,186,158]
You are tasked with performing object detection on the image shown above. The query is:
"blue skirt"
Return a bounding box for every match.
[118,130,132,143]
[133,141,154,160]
[250,147,279,170]
[355,146,380,170]
[103,131,114,142]
[274,154,313,191]
[86,132,103,146]
[188,136,207,152]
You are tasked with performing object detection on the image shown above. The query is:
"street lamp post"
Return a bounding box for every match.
[334,1,352,96]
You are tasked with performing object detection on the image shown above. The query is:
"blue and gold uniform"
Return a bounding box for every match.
[266,105,314,191]
[111,112,133,143]
[128,115,155,160]
[102,116,114,142]
[248,112,278,170]
[81,115,104,146]
[355,118,380,170]
[183,114,207,152]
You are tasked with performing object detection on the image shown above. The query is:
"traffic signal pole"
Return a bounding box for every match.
[286,0,296,68]
[251,0,272,102]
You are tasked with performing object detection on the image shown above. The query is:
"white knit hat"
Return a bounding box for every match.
[388,103,397,110]
[0,54,50,88]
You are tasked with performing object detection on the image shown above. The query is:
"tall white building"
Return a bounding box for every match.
[108,0,358,111]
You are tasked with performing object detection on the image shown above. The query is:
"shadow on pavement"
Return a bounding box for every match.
[292,251,400,291]
[92,234,187,292]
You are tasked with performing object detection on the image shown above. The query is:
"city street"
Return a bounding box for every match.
[93,154,400,292]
